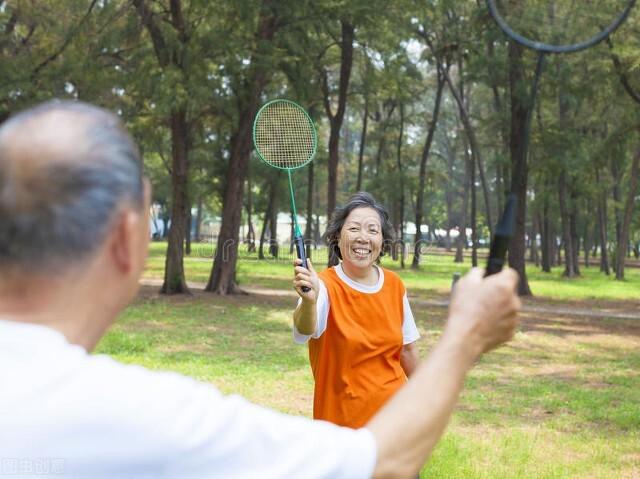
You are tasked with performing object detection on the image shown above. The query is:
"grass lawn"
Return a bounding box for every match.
[99,241,640,477]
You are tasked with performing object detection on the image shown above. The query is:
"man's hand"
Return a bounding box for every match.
[445,267,521,359]
[293,258,320,304]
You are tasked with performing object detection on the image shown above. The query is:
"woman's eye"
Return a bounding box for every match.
[348,227,358,232]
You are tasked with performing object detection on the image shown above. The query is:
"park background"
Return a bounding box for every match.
[2,1,639,477]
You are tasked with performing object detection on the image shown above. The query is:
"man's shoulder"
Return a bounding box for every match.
[85,353,221,401]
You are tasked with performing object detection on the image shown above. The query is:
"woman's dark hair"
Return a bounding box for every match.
[326,191,394,264]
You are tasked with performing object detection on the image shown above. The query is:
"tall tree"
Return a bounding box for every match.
[506,42,533,295]
[321,21,355,259]
[133,0,194,294]
[412,67,445,268]
[206,0,280,294]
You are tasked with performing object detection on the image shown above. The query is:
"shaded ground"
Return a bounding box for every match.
[139,278,640,321]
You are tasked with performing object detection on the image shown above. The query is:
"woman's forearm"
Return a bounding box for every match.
[400,342,420,378]
[293,299,317,335]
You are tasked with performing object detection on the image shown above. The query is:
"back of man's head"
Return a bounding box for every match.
[0,100,144,275]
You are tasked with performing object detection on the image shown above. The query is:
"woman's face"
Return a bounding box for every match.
[338,206,383,270]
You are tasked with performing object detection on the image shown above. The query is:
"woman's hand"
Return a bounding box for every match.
[293,258,320,303]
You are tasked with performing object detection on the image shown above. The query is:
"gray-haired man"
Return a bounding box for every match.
[0,101,520,478]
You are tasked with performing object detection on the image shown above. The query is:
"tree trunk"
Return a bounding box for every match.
[596,169,610,274]
[305,160,314,259]
[132,0,192,294]
[615,147,640,280]
[314,214,321,245]
[455,131,471,264]
[530,217,539,267]
[570,198,580,276]
[373,102,395,179]
[469,137,478,267]
[582,216,590,268]
[558,171,577,277]
[258,215,269,260]
[161,108,190,294]
[259,194,275,261]
[206,3,278,294]
[269,201,279,258]
[396,102,406,269]
[413,68,445,268]
[289,212,295,254]
[445,145,455,253]
[374,135,385,179]
[195,194,203,243]
[444,70,493,239]
[487,36,509,220]
[246,178,256,253]
[356,98,368,191]
[185,203,192,256]
[611,157,623,266]
[324,21,354,254]
[540,203,551,272]
[507,42,533,295]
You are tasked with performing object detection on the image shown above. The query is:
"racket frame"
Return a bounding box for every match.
[486,0,637,54]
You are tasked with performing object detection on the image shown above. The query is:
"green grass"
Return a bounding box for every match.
[96,287,640,478]
[145,241,640,301]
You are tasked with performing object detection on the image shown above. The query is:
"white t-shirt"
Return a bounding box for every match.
[0,319,376,478]
[294,264,421,345]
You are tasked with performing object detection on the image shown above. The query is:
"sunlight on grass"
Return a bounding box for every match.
[144,241,640,301]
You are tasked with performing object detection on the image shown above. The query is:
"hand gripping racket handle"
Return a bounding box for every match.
[294,234,310,292]
[485,194,517,277]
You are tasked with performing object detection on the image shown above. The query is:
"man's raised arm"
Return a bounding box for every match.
[368,268,521,479]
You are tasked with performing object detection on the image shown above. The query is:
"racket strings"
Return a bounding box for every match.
[254,101,315,169]
[495,0,631,47]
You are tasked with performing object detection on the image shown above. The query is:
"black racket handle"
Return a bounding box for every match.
[294,234,310,292]
[485,194,517,277]
[485,236,510,276]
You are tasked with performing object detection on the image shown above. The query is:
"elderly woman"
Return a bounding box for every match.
[292,192,420,428]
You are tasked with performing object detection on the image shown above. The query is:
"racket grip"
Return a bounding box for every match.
[485,237,509,277]
[294,234,310,293]
[485,194,517,277]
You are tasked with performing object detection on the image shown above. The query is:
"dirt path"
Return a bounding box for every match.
[139,277,640,321]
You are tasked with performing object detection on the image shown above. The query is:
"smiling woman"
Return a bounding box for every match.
[292,192,421,428]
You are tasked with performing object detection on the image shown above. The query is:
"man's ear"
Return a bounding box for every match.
[109,210,139,275]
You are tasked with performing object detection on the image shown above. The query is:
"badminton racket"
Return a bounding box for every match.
[253,99,317,292]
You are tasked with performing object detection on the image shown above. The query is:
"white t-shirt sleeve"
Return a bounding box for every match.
[402,293,420,345]
[293,279,329,344]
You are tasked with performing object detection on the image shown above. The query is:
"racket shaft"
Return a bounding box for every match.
[294,234,310,292]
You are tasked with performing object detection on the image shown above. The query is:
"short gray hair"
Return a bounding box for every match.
[0,100,143,273]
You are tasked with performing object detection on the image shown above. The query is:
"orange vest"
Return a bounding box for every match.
[308,266,406,428]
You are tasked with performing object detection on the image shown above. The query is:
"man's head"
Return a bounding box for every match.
[0,100,150,349]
